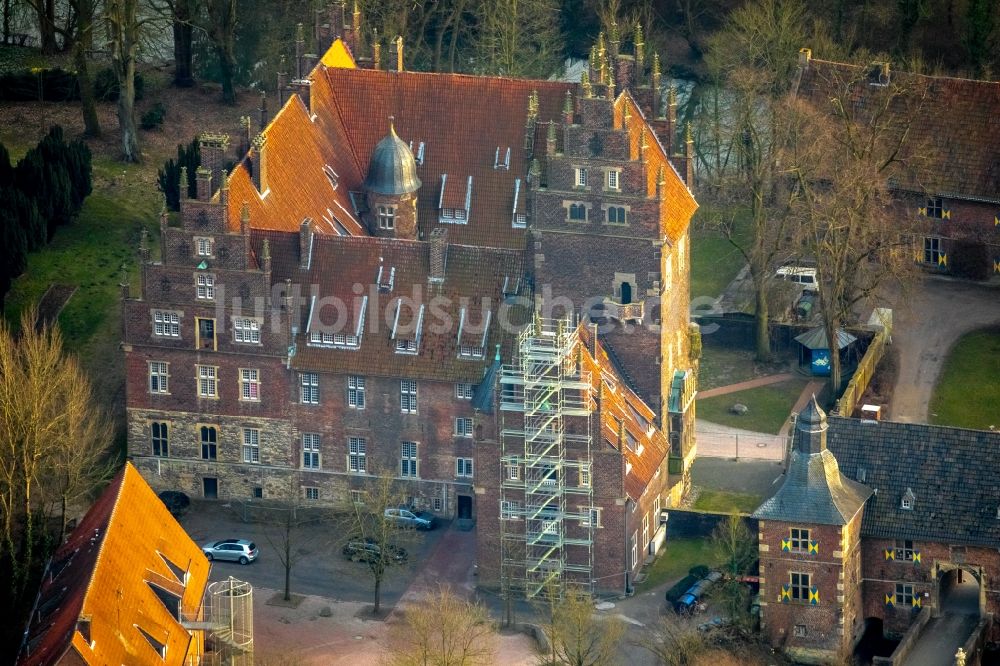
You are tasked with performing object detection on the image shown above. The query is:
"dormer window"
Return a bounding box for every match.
[459,344,484,358]
[456,308,490,360]
[901,487,915,510]
[514,213,526,228]
[391,299,424,355]
[396,339,417,353]
[377,263,395,293]
[408,140,425,166]
[308,296,366,349]
[494,146,511,170]
[323,164,339,190]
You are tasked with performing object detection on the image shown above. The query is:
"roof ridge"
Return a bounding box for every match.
[77,464,130,619]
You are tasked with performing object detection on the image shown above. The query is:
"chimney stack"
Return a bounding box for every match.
[261,238,272,275]
[373,41,381,70]
[258,91,268,131]
[195,167,212,201]
[429,228,448,282]
[395,35,404,71]
[684,122,695,189]
[563,90,574,125]
[252,134,268,194]
[198,132,230,191]
[219,169,229,211]
[300,218,314,269]
[295,23,305,79]
[277,56,287,107]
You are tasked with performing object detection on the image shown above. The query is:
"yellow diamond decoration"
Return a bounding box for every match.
[912,596,922,608]
[809,587,820,605]
[918,207,927,216]
[912,551,921,564]
[808,541,819,554]
[885,549,895,560]
[885,593,896,606]
[781,539,791,552]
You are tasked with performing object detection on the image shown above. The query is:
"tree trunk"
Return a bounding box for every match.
[38,0,57,53]
[109,0,141,162]
[173,0,195,87]
[117,66,139,161]
[3,0,11,45]
[753,279,771,361]
[215,42,237,105]
[73,6,101,138]
[374,576,381,614]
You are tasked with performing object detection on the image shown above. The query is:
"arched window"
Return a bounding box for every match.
[607,206,627,224]
[568,203,587,221]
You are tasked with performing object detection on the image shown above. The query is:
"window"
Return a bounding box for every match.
[901,488,915,510]
[789,528,810,553]
[233,318,260,344]
[579,466,591,487]
[400,441,418,477]
[455,383,474,399]
[304,487,319,501]
[454,209,467,221]
[513,213,527,228]
[239,368,260,401]
[252,487,263,499]
[197,365,218,398]
[643,513,650,547]
[581,507,601,527]
[568,203,587,221]
[896,583,915,607]
[442,207,454,219]
[200,426,217,460]
[924,197,946,219]
[400,380,418,413]
[395,339,418,354]
[501,500,521,520]
[196,318,216,350]
[923,236,942,264]
[152,310,180,337]
[149,361,169,394]
[458,345,484,359]
[455,417,473,437]
[300,372,319,404]
[507,464,520,481]
[196,274,215,300]
[457,458,474,477]
[302,433,320,469]
[196,237,213,256]
[895,540,915,561]
[793,625,807,637]
[607,169,620,190]
[575,167,588,187]
[351,489,366,505]
[789,572,811,601]
[630,532,638,568]
[433,497,443,512]
[349,437,366,473]
[377,205,395,230]
[242,428,260,463]
[151,422,168,457]
[348,376,365,408]
[607,206,627,224]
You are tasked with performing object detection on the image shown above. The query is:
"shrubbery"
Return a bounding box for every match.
[0,127,92,305]
[0,67,144,102]
[141,102,166,130]
[157,138,201,211]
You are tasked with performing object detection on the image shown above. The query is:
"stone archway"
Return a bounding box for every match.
[931,561,984,617]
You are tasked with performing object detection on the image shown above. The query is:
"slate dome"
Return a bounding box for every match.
[365,124,421,196]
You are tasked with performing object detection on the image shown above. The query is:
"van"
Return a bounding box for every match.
[775,265,819,293]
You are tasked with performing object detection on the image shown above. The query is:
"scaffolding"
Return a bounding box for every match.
[499,317,595,599]
[205,577,254,666]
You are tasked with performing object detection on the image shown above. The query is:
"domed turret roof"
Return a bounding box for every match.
[365,123,421,196]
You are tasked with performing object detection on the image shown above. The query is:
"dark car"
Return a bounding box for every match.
[673,570,723,613]
[158,490,190,518]
[384,507,436,530]
[342,537,408,564]
[202,539,258,564]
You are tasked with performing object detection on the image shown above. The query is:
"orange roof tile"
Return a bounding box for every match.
[18,463,211,666]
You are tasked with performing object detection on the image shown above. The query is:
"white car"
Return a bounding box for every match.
[775,265,819,293]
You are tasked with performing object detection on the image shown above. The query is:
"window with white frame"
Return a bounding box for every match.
[456,458,474,477]
[300,372,319,404]
[501,500,521,520]
[377,205,395,230]
[579,466,591,488]
[575,167,588,187]
[302,433,320,469]
[348,375,365,408]
[400,441,418,478]
[151,422,169,457]
[242,428,260,463]
[643,513,650,547]
[349,437,366,473]
[455,417,473,437]
[195,237,214,256]
[197,365,218,398]
[149,361,169,394]
[351,489,366,505]
[239,368,260,401]
[400,380,417,413]
[513,213,527,228]
[196,274,215,300]
[458,345,484,359]
[455,383,474,399]
[580,507,601,527]
[152,310,180,337]
[631,532,638,568]
[304,487,319,501]
[233,318,261,344]
[395,339,418,354]
[433,497,443,511]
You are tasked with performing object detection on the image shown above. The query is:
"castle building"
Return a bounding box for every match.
[124,4,699,597]
[756,399,1000,662]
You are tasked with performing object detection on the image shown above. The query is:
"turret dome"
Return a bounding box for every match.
[364,123,421,196]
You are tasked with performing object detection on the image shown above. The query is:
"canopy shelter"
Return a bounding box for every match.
[795,326,857,376]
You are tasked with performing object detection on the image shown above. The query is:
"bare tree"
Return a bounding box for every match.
[106,0,144,162]
[476,0,564,78]
[710,514,756,628]
[539,586,624,666]
[204,0,237,105]
[386,585,498,666]
[0,307,113,614]
[635,611,707,666]
[349,471,410,616]
[789,65,930,391]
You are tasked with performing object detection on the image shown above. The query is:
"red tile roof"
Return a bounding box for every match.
[18,463,210,666]
[796,57,1000,201]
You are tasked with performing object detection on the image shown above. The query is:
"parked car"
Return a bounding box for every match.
[342,537,408,564]
[384,506,436,530]
[202,539,258,564]
[775,264,820,294]
[673,570,723,614]
[158,490,190,518]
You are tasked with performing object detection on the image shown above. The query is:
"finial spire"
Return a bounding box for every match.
[581,71,592,98]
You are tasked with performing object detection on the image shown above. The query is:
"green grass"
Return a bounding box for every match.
[929,328,1000,430]
[636,537,722,594]
[689,205,752,301]
[696,379,808,434]
[692,490,762,514]
[699,345,765,390]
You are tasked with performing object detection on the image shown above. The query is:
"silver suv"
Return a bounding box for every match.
[202,539,258,564]
[384,507,436,530]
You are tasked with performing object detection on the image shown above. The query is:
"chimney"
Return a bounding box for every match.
[195,167,212,201]
[299,218,314,269]
[563,90,573,125]
[198,132,230,189]
[288,79,311,111]
[295,23,305,79]
[373,41,381,70]
[240,201,251,263]
[219,169,229,211]
[258,91,268,131]
[277,57,287,107]
[240,115,252,155]
[798,47,812,69]
[179,166,189,205]
[429,228,448,282]
[546,122,557,155]
[252,134,268,194]
[395,35,404,71]
[684,122,695,189]
[667,86,677,152]
[139,229,150,262]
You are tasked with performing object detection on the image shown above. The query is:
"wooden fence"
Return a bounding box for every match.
[833,327,889,417]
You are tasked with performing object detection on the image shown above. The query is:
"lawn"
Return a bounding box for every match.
[698,343,790,391]
[929,328,1000,430]
[692,489,762,514]
[697,378,808,434]
[689,204,752,302]
[636,537,722,594]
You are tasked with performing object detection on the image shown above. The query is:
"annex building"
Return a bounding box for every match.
[124,4,699,596]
